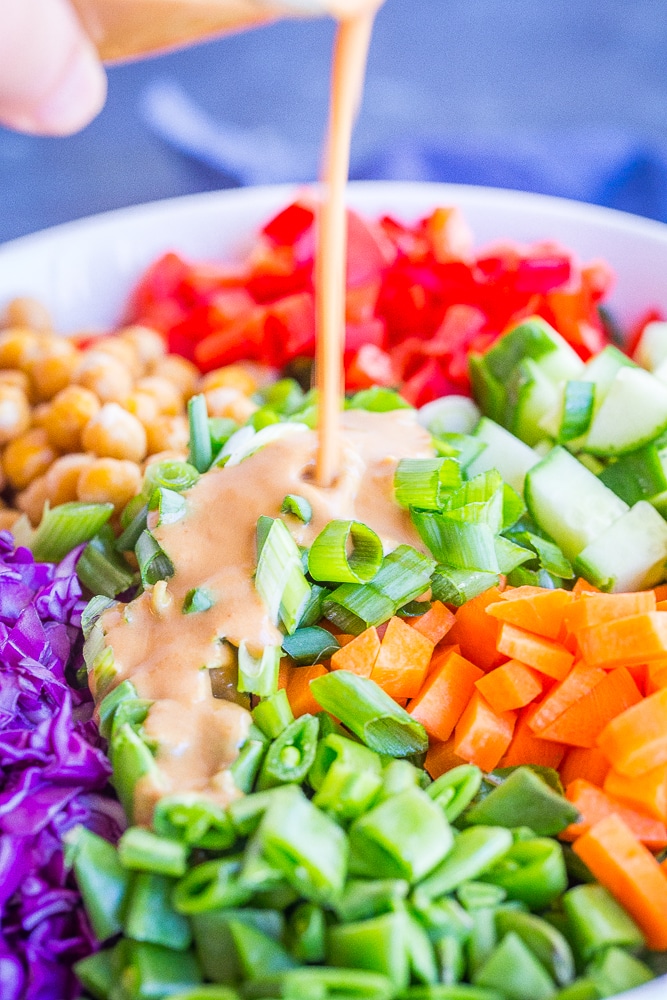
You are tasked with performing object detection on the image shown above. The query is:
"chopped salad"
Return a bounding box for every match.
[1,201,667,1000]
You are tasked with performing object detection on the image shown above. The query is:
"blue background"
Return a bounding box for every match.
[2,0,667,244]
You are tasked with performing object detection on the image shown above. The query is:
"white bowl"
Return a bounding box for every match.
[0,182,666,1000]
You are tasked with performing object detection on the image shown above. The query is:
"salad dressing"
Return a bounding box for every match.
[98,409,433,814]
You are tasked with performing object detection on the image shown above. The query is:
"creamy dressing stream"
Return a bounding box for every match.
[98,411,433,818]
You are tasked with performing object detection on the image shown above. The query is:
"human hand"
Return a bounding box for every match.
[0,0,107,135]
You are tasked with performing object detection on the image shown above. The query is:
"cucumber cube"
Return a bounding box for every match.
[582,366,667,456]
[573,501,667,592]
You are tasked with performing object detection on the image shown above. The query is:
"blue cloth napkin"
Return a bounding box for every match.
[140,79,667,223]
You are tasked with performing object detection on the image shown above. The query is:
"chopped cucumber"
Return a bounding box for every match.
[466,417,541,494]
[508,358,562,446]
[581,366,667,456]
[634,320,667,371]
[599,435,667,507]
[573,501,667,592]
[524,447,629,563]
[418,395,481,436]
[581,344,637,400]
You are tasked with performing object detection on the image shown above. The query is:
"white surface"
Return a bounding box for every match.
[0,182,666,1000]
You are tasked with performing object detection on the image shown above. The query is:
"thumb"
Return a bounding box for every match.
[0,0,107,136]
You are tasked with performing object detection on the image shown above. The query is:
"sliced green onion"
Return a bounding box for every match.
[559,380,595,443]
[258,378,305,415]
[81,594,116,640]
[118,826,188,877]
[373,544,435,604]
[281,626,340,665]
[452,469,503,505]
[281,493,313,523]
[116,501,149,551]
[252,689,294,740]
[348,387,412,412]
[295,583,329,629]
[149,486,187,526]
[30,501,113,563]
[256,514,273,560]
[502,484,526,530]
[237,641,282,698]
[187,393,213,473]
[153,794,236,851]
[256,714,320,790]
[230,739,266,793]
[411,510,500,572]
[183,587,215,614]
[136,529,175,587]
[308,519,383,584]
[78,526,137,598]
[97,679,137,740]
[323,584,396,635]
[143,459,200,496]
[521,531,574,579]
[494,536,534,575]
[430,566,499,607]
[309,670,428,757]
[394,458,462,510]
[255,517,311,634]
[434,432,487,470]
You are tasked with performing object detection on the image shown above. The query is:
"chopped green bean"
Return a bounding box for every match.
[328,910,410,992]
[63,825,129,942]
[481,838,567,910]
[463,768,578,836]
[562,884,645,961]
[118,826,188,877]
[495,909,575,987]
[123,872,192,951]
[173,856,251,914]
[418,827,513,900]
[473,932,556,1000]
[427,766,482,822]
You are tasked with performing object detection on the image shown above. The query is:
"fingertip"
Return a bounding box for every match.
[24,40,107,136]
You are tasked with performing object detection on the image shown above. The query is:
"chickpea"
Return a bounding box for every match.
[125,390,161,427]
[3,428,57,490]
[120,325,166,373]
[88,336,142,378]
[1,297,52,333]
[200,364,258,397]
[45,453,95,506]
[82,402,148,463]
[151,355,199,398]
[27,339,80,401]
[31,402,52,428]
[72,350,133,404]
[145,415,189,456]
[204,386,257,424]
[0,370,30,395]
[0,384,31,444]
[15,475,49,526]
[77,458,142,510]
[134,376,184,416]
[45,386,101,452]
[0,509,20,532]
[0,328,40,371]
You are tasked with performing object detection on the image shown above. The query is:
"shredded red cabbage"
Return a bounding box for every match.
[0,533,122,1000]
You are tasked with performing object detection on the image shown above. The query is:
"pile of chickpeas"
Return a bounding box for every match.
[0,297,262,531]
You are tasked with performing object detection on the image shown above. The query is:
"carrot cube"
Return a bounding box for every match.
[475,659,543,714]
[500,704,566,770]
[411,600,456,645]
[486,587,574,640]
[559,746,610,789]
[562,779,667,851]
[496,622,574,680]
[538,667,642,749]
[453,691,516,773]
[330,626,380,678]
[597,686,667,777]
[407,649,483,743]
[604,762,667,824]
[447,587,506,672]
[370,616,434,699]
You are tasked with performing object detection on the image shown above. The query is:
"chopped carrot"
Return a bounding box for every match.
[330,626,380,678]
[576,612,667,669]
[411,600,456,645]
[573,814,667,950]
[500,705,566,769]
[563,591,656,635]
[335,633,357,647]
[625,663,648,696]
[604,763,667,824]
[572,577,601,595]
[425,736,468,779]
[646,659,667,694]
[278,661,290,691]
[496,622,574,680]
[285,663,328,717]
[529,661,605,734]
[407,649,484,742]
[559,746,610,788]
[447,586,506,672]
[475,659,543,714]
[654,583,667,603]
[537,667,642,748]
[561,779,667,850]
[426,643,461,676]
[370,616,434,699]
[597,686,667,777]
[656,600,667,612]
[486,587,574,640]
[453,691,516,773]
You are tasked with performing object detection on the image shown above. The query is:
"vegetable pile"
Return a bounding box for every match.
[0,534,123,1000]
[124,200,616,402]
